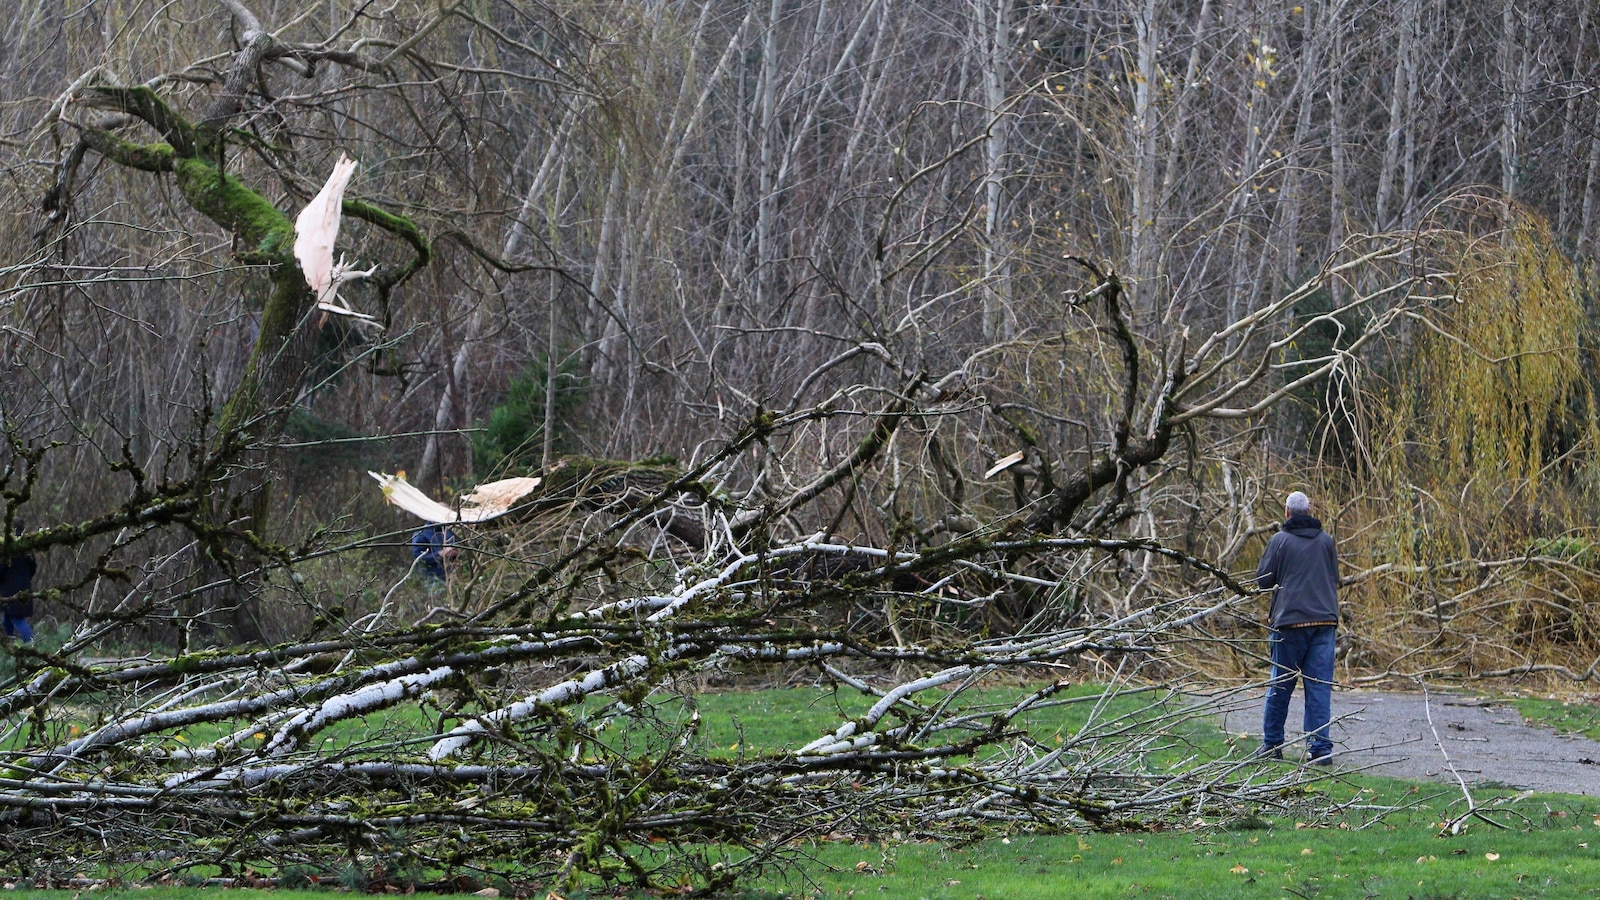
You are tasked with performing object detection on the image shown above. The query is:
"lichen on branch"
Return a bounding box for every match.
[82,84,198,155]
[173,157,295,258]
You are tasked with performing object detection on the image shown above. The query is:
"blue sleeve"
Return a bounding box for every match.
[1255,536,1281,590]
[410,529,433,559]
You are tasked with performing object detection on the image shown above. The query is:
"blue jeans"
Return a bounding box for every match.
[2,612,32,643]
[1263,625,1335,758]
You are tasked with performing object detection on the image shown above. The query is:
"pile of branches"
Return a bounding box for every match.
[0,251,1438,891]
[0,502,1325,894]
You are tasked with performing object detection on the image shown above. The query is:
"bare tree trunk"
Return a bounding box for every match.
[1222,15,1270,329]
[1327,2,1349,301]
[418,104,582,486]
[1375,0,1418,229]
[1497,0,1531,208]
[587,158,626,390]
[754,0,784,314]
[975,0,1014,342]
[543,276,560,469]
[1272,0,1334,292]
[1557,2,1592,236]
[1582,99,1600,252]
[1127,0,1160,314]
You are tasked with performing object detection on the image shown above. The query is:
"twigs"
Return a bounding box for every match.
[1419,679,1510,835]
[0,494,1291,889]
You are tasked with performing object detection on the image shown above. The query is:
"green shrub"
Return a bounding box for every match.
[1532,535,1599,566]
[473,354,587,474]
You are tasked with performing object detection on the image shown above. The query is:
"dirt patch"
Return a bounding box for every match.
[1214,688,1600,797]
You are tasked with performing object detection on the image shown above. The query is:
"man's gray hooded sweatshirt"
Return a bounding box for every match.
[1255,513,1340,629]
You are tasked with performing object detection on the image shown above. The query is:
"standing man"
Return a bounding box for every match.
[0,521,38,643]
[1256,491,1340,763]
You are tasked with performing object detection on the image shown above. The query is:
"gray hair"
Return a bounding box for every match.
[1285,491,1311,515]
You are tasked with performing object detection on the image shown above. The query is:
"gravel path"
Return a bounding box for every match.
[1214,689,1600,797]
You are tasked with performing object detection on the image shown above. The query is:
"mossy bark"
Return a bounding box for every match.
[65,62,432,644]
[174,158,308,646]
[174,157,296,257]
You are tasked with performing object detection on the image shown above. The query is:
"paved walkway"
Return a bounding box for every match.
[1214,689,1600,797]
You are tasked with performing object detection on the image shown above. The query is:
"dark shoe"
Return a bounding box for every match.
[1306,751,1334,766]
[1254,745,1284,760]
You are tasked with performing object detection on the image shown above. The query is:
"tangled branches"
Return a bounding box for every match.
[0,527,1303,892]
[0,239,1477,890]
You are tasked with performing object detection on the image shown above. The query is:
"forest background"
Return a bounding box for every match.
[3,0,1595,671]
[2,0,1600,889]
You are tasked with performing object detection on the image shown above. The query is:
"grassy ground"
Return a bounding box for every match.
[10,685,1600,898]
[10,784,1600,900]
[784,776,1600,899]
[1512,695,1600,742]
[751,681,1600,899]
[800,818,1600,898]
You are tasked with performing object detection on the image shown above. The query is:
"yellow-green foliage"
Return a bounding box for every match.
[1412,211,1588,491]
[1338,207,1600,671]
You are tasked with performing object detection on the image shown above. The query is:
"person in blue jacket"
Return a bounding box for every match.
[409,523,457,585]
[0,521,38,643]
[1255,491,1341,764]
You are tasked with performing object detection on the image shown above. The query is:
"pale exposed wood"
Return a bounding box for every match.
[293,153,357,303]
[369,471,542,523]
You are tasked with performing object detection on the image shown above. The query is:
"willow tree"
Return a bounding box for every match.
[1388,209,1588,490]
[1334,203,1600,672]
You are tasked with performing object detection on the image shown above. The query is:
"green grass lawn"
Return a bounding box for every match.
[794,797,1600,899]
[1512,695,1600,743]
[11,684,1600,898]
[619,686,1600,898]
[16,785,1598,900]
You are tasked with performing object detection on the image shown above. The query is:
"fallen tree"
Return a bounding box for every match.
[12,5,1583,887]
[0,240,1468,891]
[0,529,1284,892]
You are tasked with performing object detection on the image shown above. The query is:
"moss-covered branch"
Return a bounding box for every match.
[173,157,295,256]
[74,129,174,174]
[81,85,198,154]
[342,197,431,288]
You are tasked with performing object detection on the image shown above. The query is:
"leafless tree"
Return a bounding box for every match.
[2,0,1600,890]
